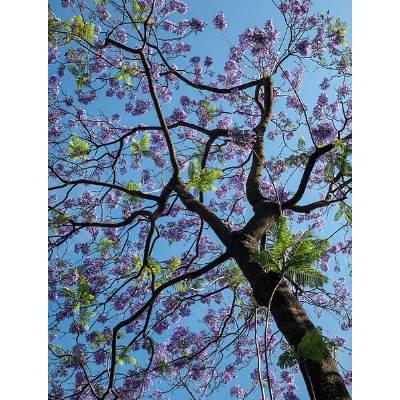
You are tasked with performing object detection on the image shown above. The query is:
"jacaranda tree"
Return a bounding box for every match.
[48,1,352,399]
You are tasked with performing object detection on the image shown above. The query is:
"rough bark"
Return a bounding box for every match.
[228,232,351,400]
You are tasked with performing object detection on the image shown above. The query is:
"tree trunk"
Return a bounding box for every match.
[229,233,351,400]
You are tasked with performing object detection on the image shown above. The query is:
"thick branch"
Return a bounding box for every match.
[246,77,273,208]
[282,144,334,209]
[173,178,232,246]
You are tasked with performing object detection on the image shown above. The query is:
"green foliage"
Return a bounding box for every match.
[223,263,245,290]
[123,181,143,204]
[250,250,280,273]
[251,218,328,288]
[117,347,139,367]
[69,15,95,43]
[95,237,120,256]
[174,282,187,293]
[131,132,151,157]
[129,0,154,29]
[286,233,329,271]
[297,135,306,152]
[285,268,328,288]
[168,257,181,273]
[48,9,96,46]
[147,258,162,276]
[298,329,329,362]
[329,18,348,46]
[277,330,334,369]
[115,65,139,86]
[325,141,352,181]
[67,134,90,161]
[48,6,60,45]
[187,160,222,192]
[132,254,143,271]
[62,275,95,330]
[334,202,352,223]
[202,102,218,123]
[49,208,70,233]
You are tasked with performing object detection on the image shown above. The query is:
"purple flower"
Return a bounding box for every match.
[48,44,60,64]
[217,116,232,130]
[116,29,127,44]
[78,90,97,105]
[286,95,306,114]
[317,93,328,106]
[334,336,346,347]
[180,95,191,107]
[337,84,350,99]
[213,11,227,31]
[105,191,121,209]
[168,0,188,14]
[94,349,107,365]
[61,0,74,8]
[221,365,236,384]
[49,75,60,96]
[190,17,205,33]
[204,56,214,67]
[190,56,201,64]
[163,20,176,32]
[169,108,187,123]
[330,100,340,115]
[133,100,151,116]
[296,39,312,56]
[344,371,352,386]
[230,384,245,399]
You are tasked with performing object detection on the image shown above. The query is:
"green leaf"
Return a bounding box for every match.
[285,268,328,288]
[67,134,90,161]
[62,287,75,298]
[298,330,329,362]
[95,237,120,256]
[223,263,245,290]
[251,218,329,288]
[168,257,181,273]
[133,0,141,12]
[131,132,151,157]
[115,65,139,86]
[123,181,143,204]
[297,135,306,151]
[187,160,222,192]
[147,258,162,276]
[69,15,95,43]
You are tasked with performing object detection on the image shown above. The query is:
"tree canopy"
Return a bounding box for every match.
[48,1,352,399]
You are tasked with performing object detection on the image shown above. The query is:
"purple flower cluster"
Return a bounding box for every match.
[169,108,187,123]
[204,56,214,67]
[228,128,255,148]
[48,43,60,64]
[296,39,312,57]
[286,95,306,114]
[239,20,280,58]
[132,100,151,116]
[230,384,245,399]
[78,90,97,105]
[213,11,227,31]
[312,122,337,144]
